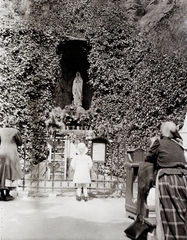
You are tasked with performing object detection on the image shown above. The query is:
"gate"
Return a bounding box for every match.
[21,131,126,198]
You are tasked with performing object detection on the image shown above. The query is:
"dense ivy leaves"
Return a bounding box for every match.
[0,28,60,165]
[87,4,187,151]
[0,1,187,175]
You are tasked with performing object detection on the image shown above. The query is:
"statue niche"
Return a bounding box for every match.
[55,38,93,111]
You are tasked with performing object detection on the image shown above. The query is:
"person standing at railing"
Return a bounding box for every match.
[0,117,23,201]
[71,142,93,202]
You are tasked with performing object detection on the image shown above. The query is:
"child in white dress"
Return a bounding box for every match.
[71,142,93,201]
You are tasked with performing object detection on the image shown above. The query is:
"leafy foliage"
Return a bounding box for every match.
[0,28,61,164]
[86,3,187,169]
[0,0,187,178]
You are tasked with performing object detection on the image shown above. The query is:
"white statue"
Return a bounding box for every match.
[72,72,83,107]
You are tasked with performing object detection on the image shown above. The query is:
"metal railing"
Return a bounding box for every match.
[19,133,126,198]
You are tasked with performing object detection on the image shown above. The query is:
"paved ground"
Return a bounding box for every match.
[0,192,133,240]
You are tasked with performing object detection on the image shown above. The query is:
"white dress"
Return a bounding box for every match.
[71,154,92,184]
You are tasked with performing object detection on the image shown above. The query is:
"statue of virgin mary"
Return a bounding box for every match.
[72,72,83,107]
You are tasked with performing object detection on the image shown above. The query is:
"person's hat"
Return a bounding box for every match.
[76,142,88,154]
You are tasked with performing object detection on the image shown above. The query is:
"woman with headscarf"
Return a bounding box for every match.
[72,72,83,107]
[145,122,187,240]
[145,121,187,240]
[0,117,23,201]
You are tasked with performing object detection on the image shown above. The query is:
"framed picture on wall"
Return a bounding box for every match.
[91,137,108,162]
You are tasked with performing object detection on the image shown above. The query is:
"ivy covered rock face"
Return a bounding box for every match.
[0,28,61,164]
[0,0,187,176]
[87,4,187,150]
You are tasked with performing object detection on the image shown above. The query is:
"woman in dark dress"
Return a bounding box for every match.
[0,122,23,201]
[145,121,187,240]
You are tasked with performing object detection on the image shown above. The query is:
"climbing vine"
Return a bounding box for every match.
[0,0,187,178]
[0,28,61,164]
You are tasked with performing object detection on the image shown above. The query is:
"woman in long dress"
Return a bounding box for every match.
[0,122,23,201]
[145,122,187,239]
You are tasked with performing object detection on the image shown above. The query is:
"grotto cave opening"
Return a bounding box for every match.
[55,38,93,111]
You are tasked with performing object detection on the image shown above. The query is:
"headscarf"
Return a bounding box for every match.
[160,121,183,147]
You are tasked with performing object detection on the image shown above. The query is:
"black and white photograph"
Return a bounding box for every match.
[0,0,187,239]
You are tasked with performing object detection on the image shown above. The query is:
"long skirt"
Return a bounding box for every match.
[0,151,22,189]
[156,172,187,240]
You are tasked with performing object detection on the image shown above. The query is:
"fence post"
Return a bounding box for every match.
[22,139,26,191]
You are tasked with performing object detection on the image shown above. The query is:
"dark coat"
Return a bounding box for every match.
[137,161,155,216]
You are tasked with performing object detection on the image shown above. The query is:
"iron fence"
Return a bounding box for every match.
[19,132,126,198]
